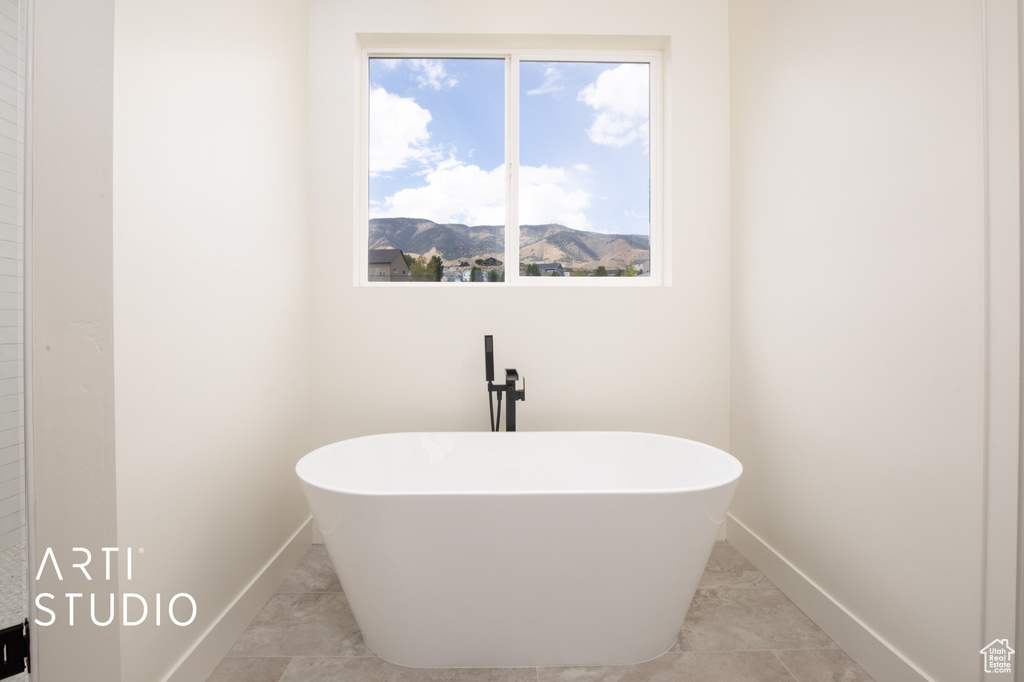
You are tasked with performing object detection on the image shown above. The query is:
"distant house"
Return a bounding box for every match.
[536,262,565,277]
[481,257,503,266]
[368,248,409,282]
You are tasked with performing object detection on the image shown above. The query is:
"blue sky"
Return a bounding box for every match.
[368,57,650,236]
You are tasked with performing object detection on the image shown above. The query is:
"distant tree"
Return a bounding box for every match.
[549,269,562,276]
[615,268,623,277]
[487,269,500,282]
[404,254,415,267]
[409,256,429,281]
[475,258,484,265]
[525,263,541,277]
[427,255,444,282]
[460,261,469,267]
[594,265,608,277]
[470,266,482,282]
[624,261,638,277]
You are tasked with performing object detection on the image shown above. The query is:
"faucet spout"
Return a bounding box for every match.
[504,368,524,432]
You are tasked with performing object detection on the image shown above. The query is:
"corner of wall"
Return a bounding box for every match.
[161,519,312,682]
[726,516,933,682]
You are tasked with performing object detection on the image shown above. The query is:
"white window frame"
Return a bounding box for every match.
[356,44,666,287]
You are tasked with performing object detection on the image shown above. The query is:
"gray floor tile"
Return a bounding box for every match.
[206,656,291,682]
[667,632,693,653]
[683,587,837,651]
[699,542,770,589]
[277,544,342,593]
[212,544,876,682]
[228,592,370,657]
[538,651,797,681]
[774,649,874,682]
[280,656,538,681]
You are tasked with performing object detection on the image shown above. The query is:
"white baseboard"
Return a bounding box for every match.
[161,517,314,682]
[726,515,934,682]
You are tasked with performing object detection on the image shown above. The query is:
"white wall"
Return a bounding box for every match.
[1019,0,1024,666]
[730,1,1018,681]
[307,0,733,455]
[32,0,121,677]
[111,1,310,680]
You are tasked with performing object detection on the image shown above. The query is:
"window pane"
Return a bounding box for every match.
[368,58,506,282]
[519,61,651,278]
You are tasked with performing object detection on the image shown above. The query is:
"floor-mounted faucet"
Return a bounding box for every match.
[484,335,525,432]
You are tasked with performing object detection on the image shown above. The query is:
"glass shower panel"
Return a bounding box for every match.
[0,0,27,678]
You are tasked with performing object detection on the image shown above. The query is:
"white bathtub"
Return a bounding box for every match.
[295,431,742,668]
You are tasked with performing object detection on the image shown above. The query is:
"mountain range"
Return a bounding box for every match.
[369,218,650,272]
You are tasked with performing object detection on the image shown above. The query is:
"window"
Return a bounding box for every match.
[361,48,661,284]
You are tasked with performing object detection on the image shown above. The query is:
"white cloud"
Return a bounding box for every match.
[526,66,563,96]
[371,158,506,226]
[577,64,650,149]
[584,112,649,148]
[408,59,458,90]
[371,160,592,230]
[519,165,591,230]
[368,87,439,175]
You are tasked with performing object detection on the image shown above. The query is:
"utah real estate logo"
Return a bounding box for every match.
[980,639,1015,675]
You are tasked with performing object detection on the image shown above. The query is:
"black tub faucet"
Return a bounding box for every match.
[484,335,526,432]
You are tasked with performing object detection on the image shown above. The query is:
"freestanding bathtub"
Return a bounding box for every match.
[295,431,742,668]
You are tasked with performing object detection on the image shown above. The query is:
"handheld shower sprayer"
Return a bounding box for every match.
[485,335,494,383]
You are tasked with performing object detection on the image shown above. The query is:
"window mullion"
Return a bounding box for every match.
[507,54,520,284]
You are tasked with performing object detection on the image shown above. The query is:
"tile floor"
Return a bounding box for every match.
[208,542,874,681]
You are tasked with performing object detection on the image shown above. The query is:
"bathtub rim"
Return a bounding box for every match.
[296,430,743,498]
